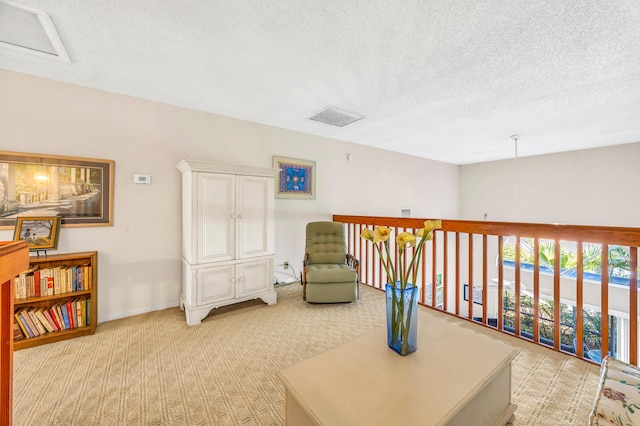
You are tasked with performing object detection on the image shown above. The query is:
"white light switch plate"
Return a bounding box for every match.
[133,174,151,184]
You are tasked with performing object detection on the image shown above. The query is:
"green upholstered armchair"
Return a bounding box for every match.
[302,221,359,303]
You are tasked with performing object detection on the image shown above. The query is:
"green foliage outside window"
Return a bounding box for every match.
[502,291,604,350]
[502,240,636,280]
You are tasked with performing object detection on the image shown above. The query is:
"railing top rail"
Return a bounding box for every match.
[333,215,640,246]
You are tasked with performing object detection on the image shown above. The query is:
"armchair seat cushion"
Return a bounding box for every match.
[305,264,357,284]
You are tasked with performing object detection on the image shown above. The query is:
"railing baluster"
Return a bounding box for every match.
[443,231,448,311]
[515,237,521,338]
[468,233,473,320]
[482,235,488,324]
[498,236,504,331]
[601,245,609,361]
[576,241,584,358]
[455,232,460,316]
[629,246,638,365]
[432,231,437,307]
[554,239,561,350]
[533,238,540,344]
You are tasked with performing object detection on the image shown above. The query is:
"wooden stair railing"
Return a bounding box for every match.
[335,215,640,365]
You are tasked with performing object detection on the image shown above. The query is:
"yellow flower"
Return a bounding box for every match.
[360,228,374,242]
[396,232,416,248]
[424,219,442,232]
[359,219,442,290]
[373,226,391,243]
[417,219,442,241]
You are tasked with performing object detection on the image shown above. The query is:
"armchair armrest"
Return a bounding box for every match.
[302,253,309,300]
[346,254,359,277]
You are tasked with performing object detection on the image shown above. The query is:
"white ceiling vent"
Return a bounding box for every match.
[308,106,364,127]
[0,0,70,62]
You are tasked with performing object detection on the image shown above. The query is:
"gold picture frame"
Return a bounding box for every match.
[0,151,114,228]
[273,156,316,199]
[13,215,62,251]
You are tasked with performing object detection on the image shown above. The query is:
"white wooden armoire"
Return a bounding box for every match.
[177,160,278,325]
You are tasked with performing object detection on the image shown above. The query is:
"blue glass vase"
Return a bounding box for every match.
[385,283,418,355]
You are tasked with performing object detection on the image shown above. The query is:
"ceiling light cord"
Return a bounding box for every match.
[511,135,520,222]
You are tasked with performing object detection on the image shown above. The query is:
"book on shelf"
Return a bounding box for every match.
[28,309,47,335]
[13,264,40,300]
[53,267,61,295]
[42,309,59,332]
[15,311,33,338]
[65,299,75,329]
[35,309,55,333]
[75,299,82,328]
[79,298,87,327]
[46,271,54,296]
[48,305,62,331]
[14,312,29,338]
[33,270,41,297]
[13,316,25,341]
[18,309,38,337]
[51,303,61,330]
[59,302,70,330]
[26,274,32,298]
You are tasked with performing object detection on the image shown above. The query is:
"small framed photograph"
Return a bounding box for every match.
[13,216,62,251]
[273,156,316,199]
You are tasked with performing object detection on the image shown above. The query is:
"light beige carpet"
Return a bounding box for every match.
[13,283,600,425]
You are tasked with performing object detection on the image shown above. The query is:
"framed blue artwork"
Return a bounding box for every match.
[273,156,316,199]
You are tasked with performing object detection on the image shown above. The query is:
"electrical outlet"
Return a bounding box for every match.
[284,261,289,269]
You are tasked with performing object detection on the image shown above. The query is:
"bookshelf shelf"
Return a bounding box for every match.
[14,289,92,306]
[12,251,98,351]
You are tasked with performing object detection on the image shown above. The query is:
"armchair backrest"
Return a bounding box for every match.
[305,221,347,265]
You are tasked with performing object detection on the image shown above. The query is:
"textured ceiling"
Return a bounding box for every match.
[1,0,639,164]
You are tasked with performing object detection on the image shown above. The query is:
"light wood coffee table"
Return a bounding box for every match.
[278,311,517,425]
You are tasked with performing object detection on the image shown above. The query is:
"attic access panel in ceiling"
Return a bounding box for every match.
[0,0,70,62]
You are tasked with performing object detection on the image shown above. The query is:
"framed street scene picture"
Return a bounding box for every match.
[273,156,316,199]
[0,151,114,228]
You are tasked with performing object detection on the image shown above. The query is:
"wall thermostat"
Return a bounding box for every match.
[133,174,151,184]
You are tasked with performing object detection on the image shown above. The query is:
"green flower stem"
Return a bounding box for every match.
[375,243,394,285]
[407,236,428,285]
[401,287,417,354]
[383,241,396,284]
[398,248,405,289]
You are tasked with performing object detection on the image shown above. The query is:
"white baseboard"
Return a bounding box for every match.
[98,301,180,323]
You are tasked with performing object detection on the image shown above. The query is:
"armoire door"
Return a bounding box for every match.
[236,259,272,298]
[197,173,236,263]
[196,264,235,305]
[235,175,274,259]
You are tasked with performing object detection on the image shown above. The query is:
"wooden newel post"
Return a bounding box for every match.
[0,241,29,426]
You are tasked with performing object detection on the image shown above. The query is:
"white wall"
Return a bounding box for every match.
[459,142,640,227]
[459,145,640,358]
[0,70,459,322]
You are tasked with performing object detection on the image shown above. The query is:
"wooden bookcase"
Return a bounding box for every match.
[13,251,98,350]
